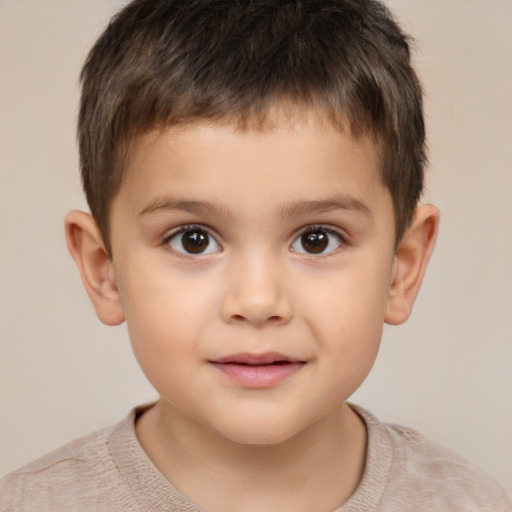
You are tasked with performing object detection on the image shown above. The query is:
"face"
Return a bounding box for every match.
[109,113,397,445]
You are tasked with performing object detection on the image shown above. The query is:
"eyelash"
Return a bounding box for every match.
[162,224,347,257]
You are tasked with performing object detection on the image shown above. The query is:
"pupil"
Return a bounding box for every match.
[301,230,328,253]
[182,230,209,253]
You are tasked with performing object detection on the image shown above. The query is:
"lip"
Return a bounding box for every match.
[209,352,306,388]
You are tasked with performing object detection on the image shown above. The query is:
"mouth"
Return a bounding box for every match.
[209,352,306,388]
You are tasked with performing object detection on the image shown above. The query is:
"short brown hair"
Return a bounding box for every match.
[79,0,426,253]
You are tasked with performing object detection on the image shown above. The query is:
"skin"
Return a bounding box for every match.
[66,110,439,511]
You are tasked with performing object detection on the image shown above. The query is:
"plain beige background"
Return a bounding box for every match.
[1,0,511,491]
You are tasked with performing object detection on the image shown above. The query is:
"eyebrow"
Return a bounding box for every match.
[138,194,372,219]
[138,196,233,218]
[278,196,372,219]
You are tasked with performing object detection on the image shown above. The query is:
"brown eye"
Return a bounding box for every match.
[182,230,209,253]
[301,231,328,253]
[291,227,343,255]
[168,227,221,255]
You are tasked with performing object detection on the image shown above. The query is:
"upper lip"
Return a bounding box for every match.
[210,352,302,365]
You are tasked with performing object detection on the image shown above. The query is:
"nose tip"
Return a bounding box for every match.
[220,263,293,326]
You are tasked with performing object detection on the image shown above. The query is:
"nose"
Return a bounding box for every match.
[220,252,293,327]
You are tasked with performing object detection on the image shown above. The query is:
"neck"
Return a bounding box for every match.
[136,400,367,512]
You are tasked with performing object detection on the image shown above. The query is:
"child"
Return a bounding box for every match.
[1,0,509,510]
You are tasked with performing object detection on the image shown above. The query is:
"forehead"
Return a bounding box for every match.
[132,105,378,162]
[124,103,380,174]
[115,109,387,221]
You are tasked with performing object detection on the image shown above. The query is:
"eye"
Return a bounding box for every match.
[167,226,221,255]
[290,226,343,255]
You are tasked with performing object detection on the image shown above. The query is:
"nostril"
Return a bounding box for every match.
[229,313,284,324]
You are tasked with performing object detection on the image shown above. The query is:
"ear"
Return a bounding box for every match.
[385,204,439,325]
[65,210,125,326]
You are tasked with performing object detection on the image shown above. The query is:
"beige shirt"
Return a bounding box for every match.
[1,404,510,511]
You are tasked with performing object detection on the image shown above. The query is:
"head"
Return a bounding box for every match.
[78,0,426,254]
[66,0,439,445]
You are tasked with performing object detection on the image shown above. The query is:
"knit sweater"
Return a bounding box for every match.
[1,404,509,511]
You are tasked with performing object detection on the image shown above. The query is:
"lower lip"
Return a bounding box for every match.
[210,362,304,388]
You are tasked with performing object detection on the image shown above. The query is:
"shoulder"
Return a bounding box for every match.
[385,422,510,509]
[351,405,511,511]
[0,416,134,511]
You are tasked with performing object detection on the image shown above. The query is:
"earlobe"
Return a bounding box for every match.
[65,210,125,326]
[385,204,439,325]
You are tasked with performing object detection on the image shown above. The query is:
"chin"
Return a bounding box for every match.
[211,415,308,447]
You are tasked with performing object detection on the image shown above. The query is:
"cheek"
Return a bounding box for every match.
[301,257,391,381]
[315,298,383,402]
[116,262,217,383]
[304,256,391,333]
